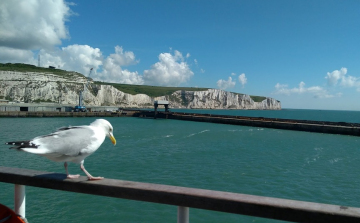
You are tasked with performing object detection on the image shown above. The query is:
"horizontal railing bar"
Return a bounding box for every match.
[1,166,360,222]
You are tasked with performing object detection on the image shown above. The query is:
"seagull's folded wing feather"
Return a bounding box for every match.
[29,127,96,157]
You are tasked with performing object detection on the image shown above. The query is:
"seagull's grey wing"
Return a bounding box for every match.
[32,126,97,156]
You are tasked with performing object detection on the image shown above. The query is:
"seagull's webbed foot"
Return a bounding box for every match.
[80,163,104,181]
[67,174,80,179]
[87,176,104,181]
[64,162,80,179]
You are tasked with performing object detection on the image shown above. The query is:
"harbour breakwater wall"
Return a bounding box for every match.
[0,110,137,118]
[1,110,359,136]
[135,111,360,137]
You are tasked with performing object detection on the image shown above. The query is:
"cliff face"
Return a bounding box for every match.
[168,89,281,110]
[0,71,281,110]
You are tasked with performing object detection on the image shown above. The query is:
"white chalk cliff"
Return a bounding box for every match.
[0,71,281,110]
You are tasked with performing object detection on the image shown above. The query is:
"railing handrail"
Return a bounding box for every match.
[1,166,360,222]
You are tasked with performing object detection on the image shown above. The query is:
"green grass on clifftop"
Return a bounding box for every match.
[0,63,84,78]
[95,82,267,101]
[230,92,267,102]
[94,81,209,97]
[249,95,267,102]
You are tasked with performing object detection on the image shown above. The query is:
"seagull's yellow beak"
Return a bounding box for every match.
[109,133,116,146]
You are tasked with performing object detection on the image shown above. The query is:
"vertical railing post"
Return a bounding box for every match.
[14,184,26,218]
[177,206,189,223]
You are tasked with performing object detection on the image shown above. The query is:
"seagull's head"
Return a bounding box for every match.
[91,119,116,146]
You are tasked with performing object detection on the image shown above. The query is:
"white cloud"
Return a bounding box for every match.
[0,47,35,64]
[325,67,360,91]
[143,50,194,86]
[0,0,71,50]
[98,46,143,84]
[274,68,360,99]
[0,1,193,86]
[341,75,359,88]
[101,54,143,85]
[38,44,144,84]
[39,44,103,75]
[231,72,236,76]
[217,77,236,90]
[194,59,198,65]
[110,46,139,67]
[326,68,348,86]
[2,40,192,85]
[200,69,205,73]
[274,82,334,98]
[238,73,247,87]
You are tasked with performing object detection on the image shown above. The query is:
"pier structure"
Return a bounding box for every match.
[1,166,360,222]
[153,100,169,119]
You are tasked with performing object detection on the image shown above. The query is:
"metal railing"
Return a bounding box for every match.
[1,166,360,222]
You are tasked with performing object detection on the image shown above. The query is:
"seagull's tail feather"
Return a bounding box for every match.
[5,141,38,150]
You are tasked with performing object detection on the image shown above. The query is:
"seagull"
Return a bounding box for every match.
[5,119,116,180]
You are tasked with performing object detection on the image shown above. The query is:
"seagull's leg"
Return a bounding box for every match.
[80,161,104,181]
[64,162,80,179]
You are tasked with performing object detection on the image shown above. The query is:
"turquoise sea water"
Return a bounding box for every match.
[1,109,360,222]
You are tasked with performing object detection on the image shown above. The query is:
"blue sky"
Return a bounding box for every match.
[1,0,360,110]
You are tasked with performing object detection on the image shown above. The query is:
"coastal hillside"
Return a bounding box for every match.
[0,63,281,109]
